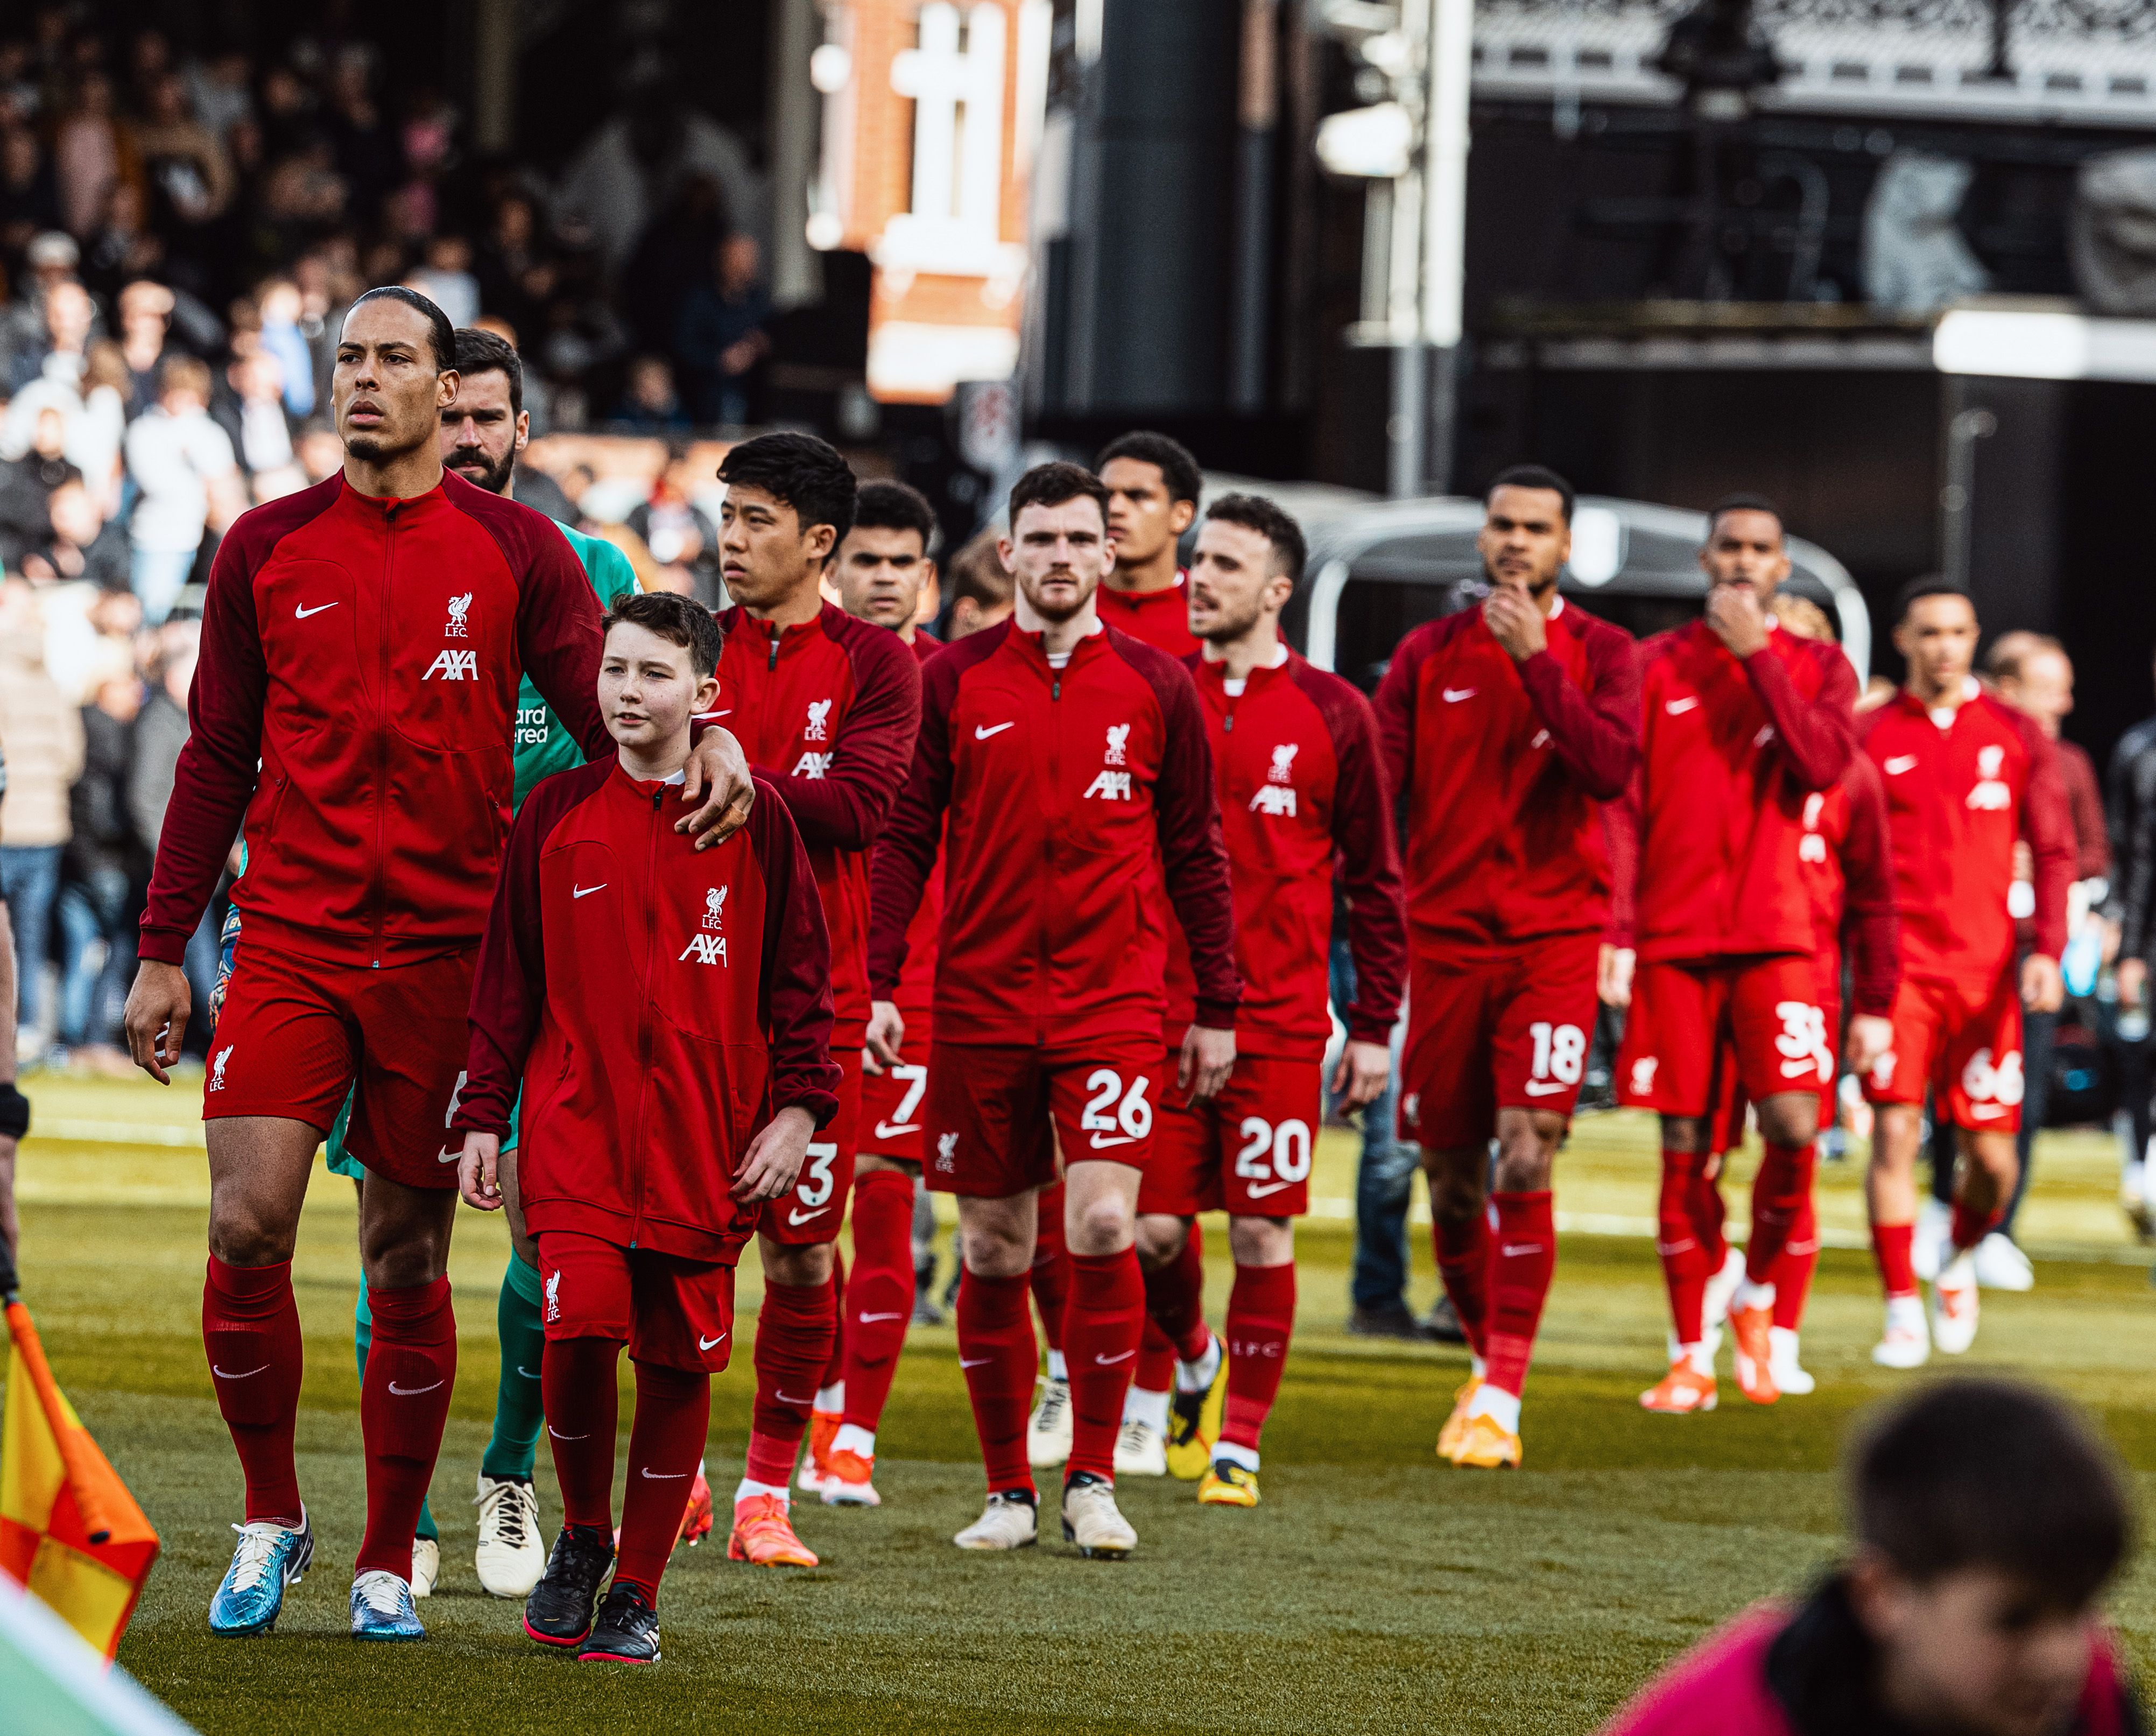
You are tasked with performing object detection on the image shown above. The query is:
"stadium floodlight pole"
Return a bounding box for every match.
[1386,0,1432,501]
[1420,0,1472,496]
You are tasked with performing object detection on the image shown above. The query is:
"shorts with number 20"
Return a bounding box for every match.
[1140,1055,1320,1217]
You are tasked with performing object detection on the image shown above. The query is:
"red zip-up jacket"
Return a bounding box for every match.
[1610,619,1857,963]
[890,630,945,1028]
[1795,754,1901,1016]
[868,620,1241,1046]
[453,761,841,1264]
[1162,651,1406,1059]
[1859,685,2074,987]
[1096,571,1198,656]
[139,472,609,968]
[1373,598,1640,954]
[710,601,921,1048]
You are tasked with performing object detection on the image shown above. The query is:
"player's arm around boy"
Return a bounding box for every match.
[451,592,841,1665]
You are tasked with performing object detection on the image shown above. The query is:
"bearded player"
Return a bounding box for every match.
[710,435,922,1563]
[1373,465,1640,1470]
[1131,494,1406,1506]
[124,288,751,1641]
[1859,580,2070,1366]
[869,460,1239,1558]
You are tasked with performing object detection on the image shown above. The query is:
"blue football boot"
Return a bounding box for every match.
[208,1512,314,1636]
[350,1569,426,1641]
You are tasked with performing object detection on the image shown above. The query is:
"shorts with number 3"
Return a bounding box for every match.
[762,1049,861,1245]
[1400,933,1602,1148]
[923,1037,1162,1198]
[1861,972,2024,1133]
[1615,954,1831,1118]
[1141,1056,1320,1217]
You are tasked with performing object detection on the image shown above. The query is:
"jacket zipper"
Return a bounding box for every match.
[631,784,664,1247]
[370,501,398,966]
[767,622,780,672]
[1041,648,1060,1042]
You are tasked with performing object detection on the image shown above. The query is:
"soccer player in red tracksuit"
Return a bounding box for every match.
[1131,494,1407,1507]
[122,288,751,1642]
[1607,496,1856,1416]
[1373,465,1640,1472]
[704,434,921,1564]
[450,592,839,1665]
[1858,579,2071,1368]
[868,461,1241,1559]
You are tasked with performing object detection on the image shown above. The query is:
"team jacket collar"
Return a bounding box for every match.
[1009,620,1110,678]
[335,472,452,522]
[1192,646,1294,701]
[725,599,840,662]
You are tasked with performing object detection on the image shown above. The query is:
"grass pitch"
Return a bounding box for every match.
[16,1073,2156,1733]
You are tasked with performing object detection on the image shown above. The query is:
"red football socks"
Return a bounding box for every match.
[955,1267,1037,1495]
[1220,1261,1295,1454]
[614,1360,711,1605]
[745,1276,831,1487]
[840,1170,916,1435]
[1745,1140,1816,1283]
[1482,1192,1555,1400]
[1144,1229,1212,1365]
[1032,1184,1069,1352]
[820,1253,847,1393]
[541,1334,623,1529]
[354,1275,457,1580]
[1654,1149,1719,1345]
[1873,1222,1918,1299]
[1950,1198,2004,1254]
[1135,1321,1176,1395]
[1773,1194,1819,1331]
[202,1255,305,1527]
[1432,1206,1490,1358]
[1065,1248,1145,1480]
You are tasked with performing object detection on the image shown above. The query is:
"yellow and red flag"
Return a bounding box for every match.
[0,1300,159,1660]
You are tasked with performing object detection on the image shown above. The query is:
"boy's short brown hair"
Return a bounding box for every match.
[602,591,724,678]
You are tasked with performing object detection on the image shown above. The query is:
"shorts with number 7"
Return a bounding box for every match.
[924,1038,1164,1197]
[1399,933,1603,1148]
[1615,953,1832,1119]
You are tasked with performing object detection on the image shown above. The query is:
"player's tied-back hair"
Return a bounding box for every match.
[718,431,860,546]
[604,591,725,679]
[1008,460,1109,527]
[348,284,457,374]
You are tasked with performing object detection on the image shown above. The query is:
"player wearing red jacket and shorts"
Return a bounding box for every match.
[1608,496,1857,1415]
[1373,466,1640,1471]
[1858,579,2072,1367]
[869,461,1242,1559]
[708,435,921,1561]
[451,592,840,1665]
[123,289,752,1641]
[1131,494,1407,1506]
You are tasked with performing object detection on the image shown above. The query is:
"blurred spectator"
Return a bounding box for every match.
[554,87,763,277]
[212,346,295,480]
[475,193,546,339]
[677,231,771,426]
[626,454,721,603]
[623,172,729,359]
[3,333,127,507]
[0,123,61,258]
[294,420,344,484]
[128,615,223,1037]
[123,354,239,623]
[407,232,478,329]
[56,669,143,1067]
[327,50,400,223]
[82,178,163,300]
[116,277,173,412]
[0,577,86,1042]
[21,476,128,591]
[129,71,231,244]
[254,276,316,417]
[184,50,253,143]
[6,272,91,392]
[943,529,1017,638]
[54,71,134,240]
[613,355,689,430]
[0,405,81,568]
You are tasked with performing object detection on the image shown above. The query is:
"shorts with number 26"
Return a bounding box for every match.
[924,1037,1162,1198]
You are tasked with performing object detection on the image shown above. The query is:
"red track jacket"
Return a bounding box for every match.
[1096,572,1198,657]
[454,761,841,1264]
[869,620,1241,1046]
[1162,651,1406,1059]
[1795,753,1901,1016]
[1610,619,1857,964]
[139,473,609,968]
[1374,598,1640,955]
[711,602,921,1047]
[889,631,945,1030]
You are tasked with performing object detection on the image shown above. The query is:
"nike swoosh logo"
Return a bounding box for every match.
[516,1366,540,1380]
[388,1380,445,1397]
[1500,1243,1545,1257]
[776,1390,815,1405]
[1094,1349,1137,1365]
[294,601,339,619]
[960,1357,992,1369]
[1524,1080,1569,1095]
[437,1148,461,1163]
[974,722,1016,739]
[1088,1133,1137,1149]
[1967,1104,2006,1119]
[548,1427,590,1440]
[1244,1180,1291,1198]
[873,1121,920,1140]
[787,1207,832,1225]
[699,1333,727,1351]
[640,1468,688,1480]
[858,1311,904,1324]
[1885,755,1918,775]
[1442,687,1476,703]
[573,884,606,898]
[213,1365,269,1380]
[706,709,734,717]
[1665,696,1700,715]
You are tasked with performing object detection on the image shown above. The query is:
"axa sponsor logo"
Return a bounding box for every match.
[680,887,730,964]
[792,750,834,779]
[209,1045,232,1091]
[804,698,833,742]
[1251,742,1299,816]
[425,649,478,681]
[1085,770,1132,801]
[1968,742,2012,811]
[445,592,473,638]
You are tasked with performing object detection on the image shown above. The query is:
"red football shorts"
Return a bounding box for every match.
[925,1037,1162,1198]
[534,1228,737,1375]
[1140,1054,1320,1218]
[763,1046,862,1246]
[1617,954,1831,1119]
[1862,972,2024,1133]
[1706,984,1844,1151]
[860,1017,932,1164]
[1399,933,1601,1148]
[205,940,473,1190]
